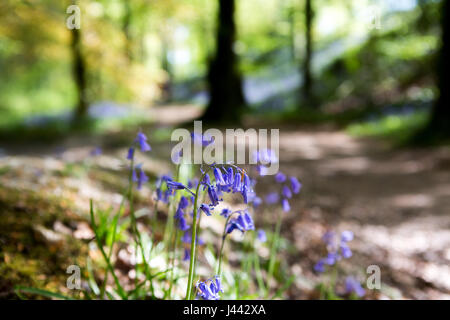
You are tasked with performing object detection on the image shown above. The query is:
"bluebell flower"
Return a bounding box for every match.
[174,207,184,220]
[345,277,365,298]
[183,248,190,261]
[178,196,189,210]
[282,185,292,199]
[341,230,354,242]
[290,177,302,194]
[340,244,352,258]
[127,147,135,160]
[314,230,354,273]
[220,208,232,218]
[253,148,278,164]
[226,211,255,234]
[282,198,290,212]
[137,167,149,190]
[226,167,234,184]
[257,229,267,242]
[275,172,286,183]
[191,132,214,147]
[207,185,220,206]
[187,178,199,189]
[314,259,326,273]
[178,215,190,231]
[214,167,226,185]
[90,147,102,156]
[166,180,188,192]
[181,230,191,244]
[232,173,242,192]
[135,132,151,152]
[132,168,138,182]
[196,276,222,300]
[252,196,262,208]
[325,252,340,265]
[265,192,279,204]
[200,203,212,216]
[202,173,211,186]
[257,165,270,176]
[322,231,336,246]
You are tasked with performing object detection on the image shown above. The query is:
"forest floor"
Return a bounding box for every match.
[1,105,449,299]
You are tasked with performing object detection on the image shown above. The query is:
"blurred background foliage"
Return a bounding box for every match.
[0,0,447,142]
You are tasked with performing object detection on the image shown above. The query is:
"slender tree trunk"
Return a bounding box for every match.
[288,6,296,61]
[71,28,88,120]
[201,0,246,123]
[161,34,173,102]
[426,0,450,137]
[123,1,133,62]
[302,0,314,107]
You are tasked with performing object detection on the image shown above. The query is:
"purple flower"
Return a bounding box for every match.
[253,149,278,164]
[325,252,340,265]
[135,132,151,152]
[341,230,354,242]
[340,244,352,258]
[275,172,286,183]
[200,203,212,216]
[166,180,187,192]
[252,196,262,208]
[196,276,223,300]
[232,173,242,192]
[226,167,234,184]
[191,132,214,147]
[314,230,354,273]
[137,167,149,190]
[257,229,267,242]
[178,215,189,231]
[220,208,232,218]
[214,167,226,185]
[202,173,211,186]
[282,186,292,199]
[314,259,326,273]
[90,147,102,156]
[183,248,190,261]
[282,198,290,212]
[290,177,302,194]
[226,211,255,234]
[127,147,135,160]
[207,185,220,206]
[322,231,336,246]
[345,277,365,298]
[178,196,189,210]
[265,192,279,204]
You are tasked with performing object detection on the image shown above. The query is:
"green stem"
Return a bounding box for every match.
[128,159,152,294]
[90,200,127,299]
[217,214,233,276]
[267,210,283,293]
[185,170,208,300]
[167,227,179,299]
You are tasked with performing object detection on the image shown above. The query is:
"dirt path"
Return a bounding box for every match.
[276,127,450,299]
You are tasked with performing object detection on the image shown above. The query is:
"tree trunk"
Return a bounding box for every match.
[71,28,88,120]
[301,0,314,107]
[201,0,246,123]
[123,1,133,62]
[426,0,450,137]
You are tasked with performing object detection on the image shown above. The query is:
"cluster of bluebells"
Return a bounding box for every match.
[226,210,255,234]
[196,276,224,300]
[314,230,354,273]
[263,172,302,212]
[126,132,152,190]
